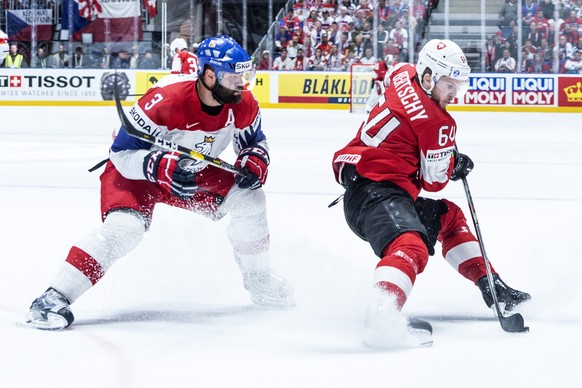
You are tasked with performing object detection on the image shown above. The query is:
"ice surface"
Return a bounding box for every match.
[0,106,580,387]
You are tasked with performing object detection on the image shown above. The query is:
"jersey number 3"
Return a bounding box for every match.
[359,95,401,147]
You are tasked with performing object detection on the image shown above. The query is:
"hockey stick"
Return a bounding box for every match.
[111,73,245,176]
[459,174,528,333]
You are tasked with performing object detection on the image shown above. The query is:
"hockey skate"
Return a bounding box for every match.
[21,288,74,330]
[477,274,531,314]
[242,271,295,308]
[363,287,433,348]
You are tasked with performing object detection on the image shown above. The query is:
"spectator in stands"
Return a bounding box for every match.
[495,48,517,73]
[51,44,69,68]
[294,0,308,12]
[287,33,303,60]
[574,36,582,52]
[524,21,544,47]
[328,22,340,45]
[412,0,427,21]
[113,50,131,69]
[72,46,86,69]
[539,0,555,21]
[383,38,401,60]
[555,34,574,67]
[340,0,356,15]
[521,39,538,61]
[522,0,538,24]
[352,33,366,59]
[563,10,582,37]
[138,50,160,69]
[534,9,550,36]
[344,49,358,68]
[498,1,518,31]
[484,34,499,72]
[129,45,140,69]
[291,47,308,71]
[320,9,334,30]
[564,49,582,73]
[525,52,553,73]
[305,8,319,30]
[308,47,327,71]
[355,0,373,21]
[258,50,272,70]
[376,23,389,54]
[282,9,300,31]
[327,44,346,71]
[335,5,353,30]
[31,46,48,68]
[317,32,333,56]
[337,31,352,56]
[360,46,378,65]
[3,43,26,68]
[538,37,553,62]
[276,26,291,50]
[562,21,579,44]
[273,47,292,71]
[99,47,112,69]
[390,21,409,61]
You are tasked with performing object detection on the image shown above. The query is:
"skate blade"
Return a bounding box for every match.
[363,325,433,349]
[17,312,69,331]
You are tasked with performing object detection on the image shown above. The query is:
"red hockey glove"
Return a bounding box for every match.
[451,152,474,181]
[234,146,269,190]
[143,151,198,197]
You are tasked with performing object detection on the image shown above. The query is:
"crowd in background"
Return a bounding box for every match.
[3,0,582,74]
[258,0,427,71]
[257,0,582,74]
[490,0,582,74]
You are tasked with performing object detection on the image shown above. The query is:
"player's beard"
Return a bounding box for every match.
[212,83,243,105]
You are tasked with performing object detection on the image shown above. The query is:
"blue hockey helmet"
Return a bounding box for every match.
[196,35,256,91]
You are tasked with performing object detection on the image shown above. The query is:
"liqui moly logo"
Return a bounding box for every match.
[512,77,555,105]
[464,77,506,104]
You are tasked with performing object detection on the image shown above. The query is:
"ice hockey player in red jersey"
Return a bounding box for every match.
[23,35,294,330]
[170,37,199,75]
[332,39,530,346]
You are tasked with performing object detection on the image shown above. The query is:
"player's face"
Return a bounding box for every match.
[213,69,256,104]
[432,76,468,109]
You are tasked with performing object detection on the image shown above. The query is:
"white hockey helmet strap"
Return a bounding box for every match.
[417,39,471,95]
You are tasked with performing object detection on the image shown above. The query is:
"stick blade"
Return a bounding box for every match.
[500,312,529,333]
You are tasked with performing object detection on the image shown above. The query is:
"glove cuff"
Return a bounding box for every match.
[239,145,270,166]
[143,150,166,182]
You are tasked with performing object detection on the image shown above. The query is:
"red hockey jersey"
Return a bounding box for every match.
[171,51,199,74]
[333,64,457,200]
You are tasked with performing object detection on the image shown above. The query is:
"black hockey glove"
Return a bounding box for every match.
[451,152,474,181]
[143,151,198,198]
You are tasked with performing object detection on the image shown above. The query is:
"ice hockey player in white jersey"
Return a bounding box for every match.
[22,35,295,330]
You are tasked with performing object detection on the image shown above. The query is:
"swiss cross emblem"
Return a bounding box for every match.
[10,76,22,87]
[437,42,446,50]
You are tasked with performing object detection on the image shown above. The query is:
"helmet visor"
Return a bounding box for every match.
[217,68,256,92]
[435,76,469,100]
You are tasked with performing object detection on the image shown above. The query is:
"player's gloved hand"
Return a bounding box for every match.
[234,146,269,190]
[143,151,198,197]
[451,152,474,181]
